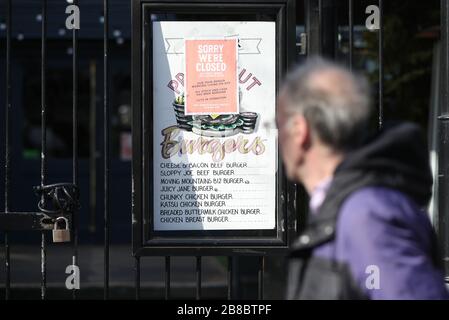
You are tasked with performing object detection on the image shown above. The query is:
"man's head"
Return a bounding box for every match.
[277,57,372,188]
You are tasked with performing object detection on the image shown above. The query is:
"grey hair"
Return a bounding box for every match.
[281,57,372,151]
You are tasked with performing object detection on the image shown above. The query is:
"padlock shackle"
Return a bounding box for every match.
[54,216,69,230]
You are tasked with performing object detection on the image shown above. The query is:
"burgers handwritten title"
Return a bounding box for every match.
[161,125,266,162]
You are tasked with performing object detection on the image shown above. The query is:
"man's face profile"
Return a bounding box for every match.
[276,96,307,182]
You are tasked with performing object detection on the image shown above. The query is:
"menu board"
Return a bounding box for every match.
[152,21,277,231]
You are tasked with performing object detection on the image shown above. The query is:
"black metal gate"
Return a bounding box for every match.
[1,0,447,300]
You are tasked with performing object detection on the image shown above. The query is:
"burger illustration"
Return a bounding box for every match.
[172,94,193,131]
[172,93,258,137]
[190,114,243,137]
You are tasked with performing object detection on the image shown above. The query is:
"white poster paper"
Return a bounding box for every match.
[152,21,277,231]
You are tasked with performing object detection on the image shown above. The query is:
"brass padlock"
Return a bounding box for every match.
[52,217,71,243]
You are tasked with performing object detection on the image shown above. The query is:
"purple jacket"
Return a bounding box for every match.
[287,123,448,300]
[314,186,449,299]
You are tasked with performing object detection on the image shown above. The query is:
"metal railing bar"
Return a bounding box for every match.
[135,256,140,300]
[318,0,323,54]
[103,0,110,300]
[258,256,264,300]
[348,0,353,70]
[40,233,46,300]
[4,0,12,301]
[444,0,449,113]
[227,256,233,300]
[378,0,384,129]
[40,0,48,300]
[72,0,79,300]
[165,256,171,300]
[4,234,10,300]
[88,61,97,234]
[438,0,449,279]
[196,256,202,300]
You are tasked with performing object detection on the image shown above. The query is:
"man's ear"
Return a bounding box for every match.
[291,114,311,150]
